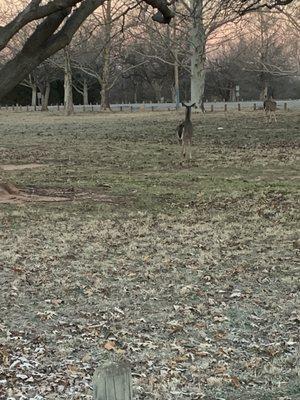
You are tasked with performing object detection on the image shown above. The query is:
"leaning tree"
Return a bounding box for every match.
[0,0,174,100]
[0,0,295,100]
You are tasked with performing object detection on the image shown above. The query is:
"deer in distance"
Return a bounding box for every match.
[263,96,277,123]
[177,102,196,162]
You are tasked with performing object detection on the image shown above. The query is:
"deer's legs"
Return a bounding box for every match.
[188,141,192,161]
[181,143,186,159]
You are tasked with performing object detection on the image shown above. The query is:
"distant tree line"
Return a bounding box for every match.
[0,0,298,109]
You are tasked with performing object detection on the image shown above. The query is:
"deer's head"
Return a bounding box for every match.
[182,102,196,109]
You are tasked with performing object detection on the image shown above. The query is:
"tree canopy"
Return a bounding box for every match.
[0,0,296,100]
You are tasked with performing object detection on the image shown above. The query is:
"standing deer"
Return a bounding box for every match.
[263,97,277,122]
[177,102,195,161]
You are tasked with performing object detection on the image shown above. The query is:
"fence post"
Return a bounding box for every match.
[238,103,241,111]
[284,102,287,111]
[224,104,227,112]
[93,362,132,400]
[253,103,256,111]
[210,104,214,112]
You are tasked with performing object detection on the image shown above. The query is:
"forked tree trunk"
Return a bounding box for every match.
[83,77,89,106]
[41,82,50,111]
[190,0,206,109]
[64,46,74,115]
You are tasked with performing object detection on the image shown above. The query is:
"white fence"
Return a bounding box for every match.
[1,99,300,113]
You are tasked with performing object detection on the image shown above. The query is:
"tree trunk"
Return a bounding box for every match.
[190,0,206,108]
[153,82,162,102]
[41,82,50,111]
[173,2,180,109]
[229,86,236,102]
[174,53,180,108]
[31,83,37,109]
[134,85,138,103]
[260,82,268,100]
[93,362,132,400]
[83,78,89,106]
[100,86,110,110]
[258,9,270,100]
[100,0,112,110]
[64,47,74,115]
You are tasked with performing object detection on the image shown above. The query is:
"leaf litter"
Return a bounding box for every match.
[0,111,299,399]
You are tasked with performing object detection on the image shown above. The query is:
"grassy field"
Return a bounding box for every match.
[0,109,299,399]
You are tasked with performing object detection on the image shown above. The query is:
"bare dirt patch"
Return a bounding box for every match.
[0,183,123,204]
[0,163,45,171]
[0,183,70,204]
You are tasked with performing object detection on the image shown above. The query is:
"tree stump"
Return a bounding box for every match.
[93,361,133,400]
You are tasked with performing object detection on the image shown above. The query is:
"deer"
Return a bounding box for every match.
[263,96,277,123]
[177,102,195,162]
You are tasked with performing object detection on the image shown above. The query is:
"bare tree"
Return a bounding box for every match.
[21,74,38,109]
[73,75,92,106]
[206,4,299,102]
[0,0,175,100]
[0,0,295,102]
[185,0,296,107]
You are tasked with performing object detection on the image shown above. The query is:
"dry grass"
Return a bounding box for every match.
[0,110,299,399]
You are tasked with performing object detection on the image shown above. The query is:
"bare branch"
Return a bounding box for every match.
[0,0,82,51]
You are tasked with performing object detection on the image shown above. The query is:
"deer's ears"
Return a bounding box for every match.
[181,102,187,107]
[191,103,196,108]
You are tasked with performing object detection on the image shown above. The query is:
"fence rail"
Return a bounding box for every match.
[1,99,299,113]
